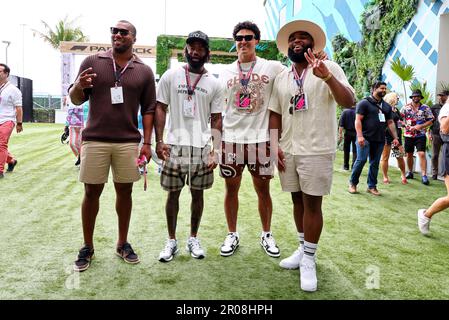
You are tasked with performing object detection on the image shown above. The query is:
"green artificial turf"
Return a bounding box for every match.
[1,123,448,300]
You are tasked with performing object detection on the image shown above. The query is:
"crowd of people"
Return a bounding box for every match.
[342,88,449,192]
[2,18,448,293]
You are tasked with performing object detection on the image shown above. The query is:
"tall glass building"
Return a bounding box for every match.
[264,0,449,98]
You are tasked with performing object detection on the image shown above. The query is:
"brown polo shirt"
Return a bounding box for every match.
[77,50,156,143]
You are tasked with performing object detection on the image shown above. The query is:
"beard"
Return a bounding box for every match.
[113,42,132,54]
[288,45,313,63]
[185,51,208,70]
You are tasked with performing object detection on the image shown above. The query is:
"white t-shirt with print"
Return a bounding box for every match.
[157,67,223,148]
[269,60,355,156]
[0,82,22,125]
[220,57,285,143]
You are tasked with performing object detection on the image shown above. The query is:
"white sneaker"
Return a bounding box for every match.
[220,233,239,257]
[260,233,280,258]
[186,237,205,259]
[158,239,179,262]
[279,249,302,269]
[300,255,317,292]
[417,209,431,235]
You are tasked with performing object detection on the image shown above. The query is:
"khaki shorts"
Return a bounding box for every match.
[79,141,140,184]
[279,153,335,196]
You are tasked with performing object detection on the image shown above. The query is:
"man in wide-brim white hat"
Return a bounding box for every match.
[269,19,355,292]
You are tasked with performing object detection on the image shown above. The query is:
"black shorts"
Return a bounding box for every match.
[442,143,449,176]
[385,131,403,146]
[404,136,427,153]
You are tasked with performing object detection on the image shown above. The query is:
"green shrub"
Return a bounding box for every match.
[156,35,280,76]
[333,0,419,99]
[33,109,55,123]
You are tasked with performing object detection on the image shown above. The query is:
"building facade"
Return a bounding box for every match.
[264,0,449,98]
[264,0,369,55]
[382,0,449,100]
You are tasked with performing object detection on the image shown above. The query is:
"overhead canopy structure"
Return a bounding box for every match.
[60,41,156,58]
[59,41,156,111]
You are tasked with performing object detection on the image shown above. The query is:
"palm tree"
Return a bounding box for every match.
[33,16,88,49]
[390,58,415,105]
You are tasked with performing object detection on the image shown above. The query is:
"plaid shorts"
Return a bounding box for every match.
[160,145,214,191]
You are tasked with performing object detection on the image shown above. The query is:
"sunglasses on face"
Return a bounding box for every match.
[235,35,255,42]
[110,27,131,36]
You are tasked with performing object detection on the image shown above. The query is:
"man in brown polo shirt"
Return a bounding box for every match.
[69,20,156,272]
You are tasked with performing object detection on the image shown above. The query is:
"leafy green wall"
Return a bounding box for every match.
[333,0,418,98]
[156,35,280,76]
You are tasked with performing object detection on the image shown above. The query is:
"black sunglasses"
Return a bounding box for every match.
[110,27,131,36]
[235,35,255,42]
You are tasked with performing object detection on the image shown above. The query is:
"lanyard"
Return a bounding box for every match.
[292,66,307,89]
[237,61,256,87]
[112,57,133,86]
[136,156,148,191]
[371,96,384,113]
[143,167,147,191]
[0,82,9,95]
[184,65,204,97]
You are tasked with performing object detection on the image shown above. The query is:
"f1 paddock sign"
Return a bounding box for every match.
[59,41,156,58]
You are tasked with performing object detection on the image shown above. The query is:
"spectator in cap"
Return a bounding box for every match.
[429,89,449,180]
[269,19,355,292]
[186,31,209,48]
[154,30,223,262]
[400,89,434,185]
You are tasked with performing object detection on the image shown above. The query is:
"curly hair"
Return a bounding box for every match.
[232,21,261,40]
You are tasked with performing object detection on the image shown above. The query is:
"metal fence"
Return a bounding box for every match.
[32,94,61,123]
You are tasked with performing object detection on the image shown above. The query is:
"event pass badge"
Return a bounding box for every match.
[292,93,308,112]
[183,98,195,118]
[111,86,124,104]
[235,91,251,110]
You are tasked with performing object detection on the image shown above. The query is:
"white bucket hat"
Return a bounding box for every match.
[276,20,326,55]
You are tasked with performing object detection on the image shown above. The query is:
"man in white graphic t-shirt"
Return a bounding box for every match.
[218,21,285,258]
[155,31,223,262]
[0,63,23,179]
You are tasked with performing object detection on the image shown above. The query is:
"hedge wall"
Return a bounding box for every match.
[156,35,280,76]
[333,0,419,98]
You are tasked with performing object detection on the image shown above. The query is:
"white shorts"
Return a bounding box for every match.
[279,153,335,196]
